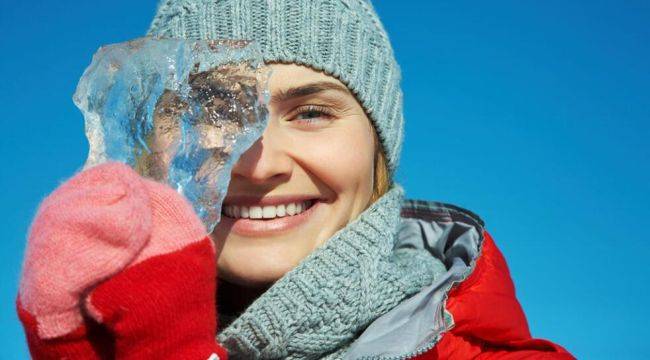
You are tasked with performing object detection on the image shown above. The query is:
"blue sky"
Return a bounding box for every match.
[1,1,648,358]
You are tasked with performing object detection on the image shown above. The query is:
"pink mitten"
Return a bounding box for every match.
[17,162,228,359]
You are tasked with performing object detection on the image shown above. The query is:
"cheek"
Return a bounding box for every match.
[289,124,375,194]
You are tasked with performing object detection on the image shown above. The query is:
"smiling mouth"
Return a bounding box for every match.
[221,199,317,220]
[220,198,322,237]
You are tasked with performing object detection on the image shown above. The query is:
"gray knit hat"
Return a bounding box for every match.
[147,0,405,174]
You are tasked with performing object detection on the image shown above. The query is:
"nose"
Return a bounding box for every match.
[230,125,293,185]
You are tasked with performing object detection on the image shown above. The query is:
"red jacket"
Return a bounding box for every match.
[415,231,574,359]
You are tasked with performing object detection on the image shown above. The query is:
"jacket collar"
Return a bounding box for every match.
[343,199,486,359]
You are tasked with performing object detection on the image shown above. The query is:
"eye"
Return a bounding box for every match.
[290,105,335,124]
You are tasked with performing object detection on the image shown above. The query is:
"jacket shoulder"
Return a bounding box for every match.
[401,199,575,359]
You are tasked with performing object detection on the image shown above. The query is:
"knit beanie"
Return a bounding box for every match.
[146,0,405,174]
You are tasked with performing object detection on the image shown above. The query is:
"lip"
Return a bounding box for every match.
[220,200,322,237]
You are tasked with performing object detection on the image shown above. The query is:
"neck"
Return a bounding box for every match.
[216,277,271,328]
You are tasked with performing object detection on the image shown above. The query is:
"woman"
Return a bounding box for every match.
[16,0,575,359]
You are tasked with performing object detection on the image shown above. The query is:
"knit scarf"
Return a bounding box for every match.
[216,184,446,359]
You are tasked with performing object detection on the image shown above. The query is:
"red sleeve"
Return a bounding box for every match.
[414,231,575,359]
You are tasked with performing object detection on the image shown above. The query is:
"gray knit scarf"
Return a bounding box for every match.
[216,184,446,359]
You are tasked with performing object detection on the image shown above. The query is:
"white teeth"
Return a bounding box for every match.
[223,201,313,219]
[249,206,263,219]
[262,205,276,219]
[286,203,296,216]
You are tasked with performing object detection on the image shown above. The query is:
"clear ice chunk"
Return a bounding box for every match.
[73,36,270,231]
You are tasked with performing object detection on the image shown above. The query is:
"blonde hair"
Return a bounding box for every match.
[368,127,391,205]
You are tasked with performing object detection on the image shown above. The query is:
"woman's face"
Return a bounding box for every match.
[211,63,376,287]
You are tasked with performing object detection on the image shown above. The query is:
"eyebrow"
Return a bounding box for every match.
[270,81,352,104]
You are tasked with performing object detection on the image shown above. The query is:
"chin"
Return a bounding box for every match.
[217,244,306,287]
[211,208,337,288]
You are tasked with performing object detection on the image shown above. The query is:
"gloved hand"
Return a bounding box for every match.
[16,162,228,360]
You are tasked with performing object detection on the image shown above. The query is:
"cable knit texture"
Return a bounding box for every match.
[147,0,405,174]
[215,185,446,359]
